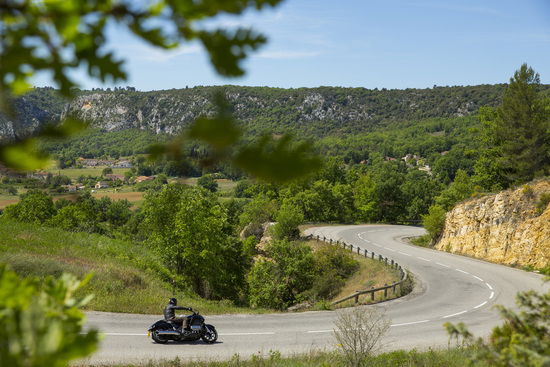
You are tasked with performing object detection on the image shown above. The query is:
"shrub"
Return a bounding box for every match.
[247,240,315,309]
[197,174,218,192]
[535,193,550,215]
[422,205,446,243]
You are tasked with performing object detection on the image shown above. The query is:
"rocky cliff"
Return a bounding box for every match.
[436,179,550,269]
[2,84,520,139]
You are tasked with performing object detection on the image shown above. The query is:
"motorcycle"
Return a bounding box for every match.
[147,308,218,344]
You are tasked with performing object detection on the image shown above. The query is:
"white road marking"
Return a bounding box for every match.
[486,283,493,290]
[436,262,450,268]
[220,332,275,336]
[455,269,469,274]
[489,292,494,299]
[385,247,396,252]
[417,257,431,262]
[442,310,467,319]
[391,320,430,327]
[372,243,382,247]
[473,275,484,282]
[306,330,332,334]
[473,301,488,309]
[398,251,412,256]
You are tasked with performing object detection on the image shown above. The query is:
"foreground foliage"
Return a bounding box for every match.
[0,265,99,367]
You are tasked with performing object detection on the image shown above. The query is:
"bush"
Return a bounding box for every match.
[2,190,56,224]
[247,240,315,309]
[535,193,550,215]
[197,174,218,192]
[422,205,446,243]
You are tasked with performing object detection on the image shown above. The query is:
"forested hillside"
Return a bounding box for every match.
[4,83,546,140]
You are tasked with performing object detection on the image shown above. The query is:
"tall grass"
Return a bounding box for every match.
[86,348,486,367]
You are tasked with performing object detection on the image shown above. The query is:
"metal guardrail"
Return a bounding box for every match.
[305,234,409,306]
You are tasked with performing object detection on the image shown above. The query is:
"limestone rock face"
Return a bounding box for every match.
[436,179,550,269]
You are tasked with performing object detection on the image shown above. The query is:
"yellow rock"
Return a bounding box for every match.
[436,179,550,269]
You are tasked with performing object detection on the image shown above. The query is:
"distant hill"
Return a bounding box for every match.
[4,83,544,140]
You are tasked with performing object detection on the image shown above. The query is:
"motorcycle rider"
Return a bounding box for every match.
[164,298,193,331]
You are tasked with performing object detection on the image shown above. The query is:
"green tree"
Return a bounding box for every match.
[102,167,113,176]
[197,174,219,193]
[422,205,446,242]
[143,185,244,299]
[0,265,99,367]
[271,201,304,240]
[474,64,550,187]
[435,169,474,211]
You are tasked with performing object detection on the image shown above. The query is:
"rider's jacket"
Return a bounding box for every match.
[163,304,190,320]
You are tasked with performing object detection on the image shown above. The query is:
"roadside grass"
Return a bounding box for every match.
[306,239,402,307]
[408,234,432,248]
[85,347,485,367]
[0,219,271,315]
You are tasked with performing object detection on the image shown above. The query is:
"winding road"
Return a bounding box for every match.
[82,225,548,364]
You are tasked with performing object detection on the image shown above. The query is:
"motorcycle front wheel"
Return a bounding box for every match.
[152,330,168,344]
[201,324,218,344]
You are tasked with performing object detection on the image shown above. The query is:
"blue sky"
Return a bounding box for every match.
[37,0,550,90]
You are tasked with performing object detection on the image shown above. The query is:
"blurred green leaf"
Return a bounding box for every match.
[234,135,323,184]
[187,93,241,149]
[0,139,51,171]
[0,265,99,367]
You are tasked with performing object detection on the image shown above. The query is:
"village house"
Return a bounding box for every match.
[113,160,132,168]
[62,185,78,193]
[94,181,109,189]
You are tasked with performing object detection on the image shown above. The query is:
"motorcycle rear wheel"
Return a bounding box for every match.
[152,331,168,344]
[201,324,218,344]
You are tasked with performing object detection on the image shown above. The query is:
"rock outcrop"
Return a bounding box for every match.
[436,179,550,269]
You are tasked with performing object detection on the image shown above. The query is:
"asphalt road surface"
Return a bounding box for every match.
[82,224,548,365]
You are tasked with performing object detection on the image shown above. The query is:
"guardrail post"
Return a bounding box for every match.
[323,236,326,241]
[379,254,382,261]
[384,285,388,298]
[357,246,360,254]
[391,259,394,266]
[349,244,354,252]
[371,252,375,259]
[354,292,359,304]
[343,243,346,250]
[385,257,388,265]
[393,284,397,294]
[371,287,375,301]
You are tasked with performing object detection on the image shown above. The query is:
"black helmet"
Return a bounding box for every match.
[169,298,177,305]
